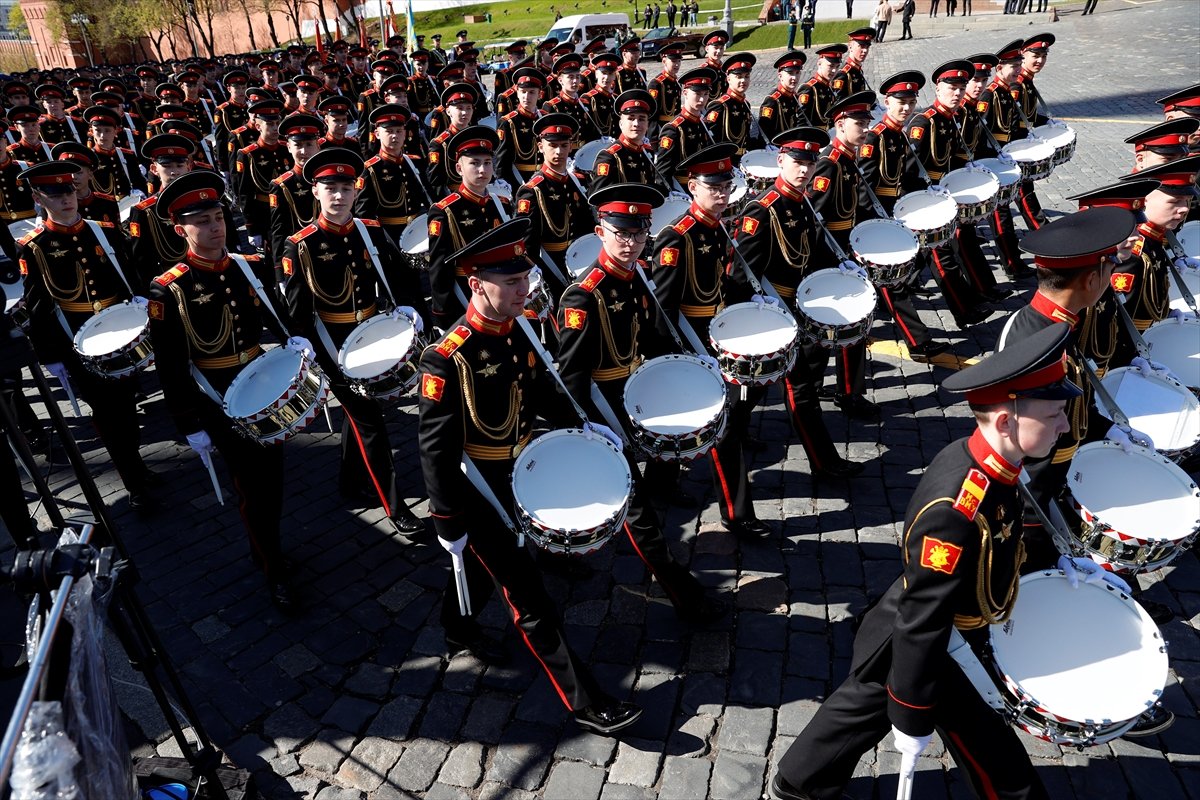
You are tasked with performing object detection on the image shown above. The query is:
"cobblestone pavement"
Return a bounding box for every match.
[6,2,1200,798]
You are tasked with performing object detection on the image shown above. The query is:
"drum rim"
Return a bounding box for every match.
[851,218,920,263]
[338,314,418,379]
[224,347,303,417]
[1097,365,1200,451]
[624,353,728,435]
[795,268,878,323]
[709,301,799,353]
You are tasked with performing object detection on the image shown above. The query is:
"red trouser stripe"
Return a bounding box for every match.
[1020,189,1042,230]
[993,209,1019,263]
[346,412,391,517]
[623,523,681,606]
[785,379,824,470]
[931,249,965,313]
[840,346,853,394]
[946,730,1001,800]
[880,287,918,346]
[710,448,735,520]
[468,543,575,710]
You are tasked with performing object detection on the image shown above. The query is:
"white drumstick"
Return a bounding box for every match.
[897,753,917,800]
[204,455,225,506]
[58,374,81,417]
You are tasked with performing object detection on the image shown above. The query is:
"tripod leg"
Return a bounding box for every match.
[0,384,64,541]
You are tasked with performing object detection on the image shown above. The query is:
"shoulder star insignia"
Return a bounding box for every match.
[785,218,798,228]
[997,522,1013,542]
[476,362,500,377]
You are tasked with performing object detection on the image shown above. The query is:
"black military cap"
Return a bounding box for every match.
[553,53,584,75]
[177,70,202,84]
[303,146,364,183]
[431,33,443,41]
[460,48,480,63]
[318,95,355,116]
[879,70,925,97]
[7,105,41,123]
[534,113,577,141]
[348,46,370,58]
[1018,207,1137,271]
[1125,118,1198,157]
[156,169,225,220]
[380,74,410,95]
[447,125,499,159]
[294,75,323,91]
[966,53,999,76]
[1022,33,1056,52]
[370,60,398,74]
[369,104,411,127]
[257,60,281,73]
[155,83,185,101]
[2,81,31,97]
[591,53,621,71]
[99,78,127,94]
[66,76,93,89]
[89,91,125,106]
[619,38,641,53]
[18,161,80,194]
[679,142,739,183]
[222,70,250,87]
[512,66,546,89]
[141,133,195,162]
[659,43,686,60]
[996,39,1025,63]
[52,141,97,169]
[280,113,323,140]
[441,81,480,106]
[932,60,974,85]
[944,323,1080,405]
[411,49,432,63]
[1069,179,1160,211]
[245,86,274,103]
[616,89,655,117]
[847,27,876,45]
[537,38,559,52]
[1120,154,1200,197]
[679,67,718,91]
[814,43,847,62]
[437,61,466,82]
[774,126,829,161]
[278,82,298,95]
[508,39,529,53]
[723,53,756,74]
[248,99,285,119]
[387,34,405,47]
[136,66,161,79]
[450,217,534,275]
[319,63,342,76]
[590,183,665,230]
[582,36,607,56]
[703,30,730,47]
[83,105,121,127]
[155,103,191,121]
[159,119,205,144]
[35,83,66,100]
[1158,83,1200,117]
[829,90,876,121]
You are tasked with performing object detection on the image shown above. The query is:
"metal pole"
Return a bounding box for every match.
[722,0,733,38]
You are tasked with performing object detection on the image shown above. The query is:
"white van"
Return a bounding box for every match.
[544,13,631,52]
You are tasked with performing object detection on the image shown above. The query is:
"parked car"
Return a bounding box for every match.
[638,27,706,59]
[544,13,631,52]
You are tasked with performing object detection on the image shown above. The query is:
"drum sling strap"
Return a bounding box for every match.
[310,219,399,364]
[50,221,136,341]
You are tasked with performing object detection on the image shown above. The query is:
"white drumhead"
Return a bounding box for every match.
[851,219,919,265]
[893,189,958,230]
[1002,138,1055,163]
[512,429,631,530]
[941,167,1000,204]
[400,214,430,254]
[1098,366,1200,452]
[650,198,691,236]
[6,218,37,241]
[118,194,139,223]
[991,571,1168,726]
[624,355,726,435]
[795,269,877,325]
[1031,123,1075,148]
[1144,318,1200,390]
[225,348,301,419]
[1177,220,1200,257]
[709,302,798,356]
[338,314,415,379]
[3,277,23,313]
[1069,441,1200,544]
[73,303,148,356]
[974,157,1021,188]
[741,149,779,180]
[567,234,602,277]
[730,171,749,204]
[479,114,498,130]
[1168,264,1200,315]
[576,136,614,172]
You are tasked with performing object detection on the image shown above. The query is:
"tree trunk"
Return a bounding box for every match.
[313,0,333,44]
[264,10,281,48]
[238,0,258,51]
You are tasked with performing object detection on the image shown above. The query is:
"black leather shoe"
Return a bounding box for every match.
[771,774,814,800]
[446,631,510,666]
[574,700,643,735]
[908,341,950,362]
[834,394,881,421]
[390,507,425,535]
[1139,598,1175,626]
[955,304,994,328]
[128,490,162,515]
[985,286,1014,302]
[270,581,301,615]
[677,594,729,625]
[724,518,771,539]
[911,284,937,298]
[1124,706,1174,737]
[814,456,864,480]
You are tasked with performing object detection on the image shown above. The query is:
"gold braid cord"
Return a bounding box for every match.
[31,243,84,301]
[169,282,232,354]
[299,241,354,306]
[592,288,639,366]
[534,185,571,240]
[967,515,1024,628]
[452,352,520,441]
[684,235,723,306]
[768,208,810,270]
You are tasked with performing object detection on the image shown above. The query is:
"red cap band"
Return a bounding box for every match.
[966,355,1069,404]
[781,140,820,153]
[540,125,571,136]
[462,240,527,271]
[28,173,74,186]
[597,201,653,216]
[455,138,493,155]
[620,99,650,113]
[169,187,219,214]
[690,157,732,175]
[939,70,970,82]
[834,103,873,119]
[312,163,356,179]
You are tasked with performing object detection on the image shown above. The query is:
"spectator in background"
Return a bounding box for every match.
[644,4,652,28]
[846,0,854,19]
[947,0,958,16]
[899,0,916,38]
[653,2,661,26]
[874,0,893,41]
[962,0,972,14]
[1081,0,1099,13]
[787,1,799,50]
[667,0,677,27]
[802,1,816,47]
[930,0,940,16]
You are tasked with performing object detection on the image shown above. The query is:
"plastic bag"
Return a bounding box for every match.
[10,700,82,799]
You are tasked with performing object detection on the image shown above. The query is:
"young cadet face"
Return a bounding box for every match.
[313,177,357,222]
[287,137,320,167]
[470,268,530,320]
[175,206,227,257]
[1142,188,1192,230]
[1003,397,1069,460]
[965,72,989,101]
[538,137,571,172]
[517,86,541,112]
[777,154,812,188]
[884,93,917,125]
[620,110,648,141]
[447,101,473,128]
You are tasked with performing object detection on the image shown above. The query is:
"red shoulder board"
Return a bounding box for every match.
[672,215,696,235]
[154,264,190,286]
[360,218,380,227]
[919,536,964,575]
[953,468,989,521]
[94,220,114,228]
[241,142,259,154]
[17,224,44,247]
[757,190,780,208]
[605,142,622,154]
[288,224,318,244]
[94,192,116,202]
[272,170,294,186]
[364,155,382,168]
[580,267,605,292]
[435,324,472,358]
[135,195,157,211]
[871,122,885,135]
[527,173,544,188]
[435,193,460,210]
[501,110,517,121]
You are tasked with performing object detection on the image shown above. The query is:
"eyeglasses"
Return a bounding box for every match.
[602,224,650,243]
[696,182,734,195]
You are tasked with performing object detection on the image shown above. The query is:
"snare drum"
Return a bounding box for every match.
[974,157,1022,205]
[1031,122,1076,166]
[524,268,551,322]
[3,277,24,315]
[988,570,1169,746]
[849,219,919,286]
[337,312,425,401]
[1065,440,1200,573]
[566,234,603,279]
[1098,365,1200,460]
[1167,260,1200,317]
[741,149,779,193]
[479,114,498,130]
[72,302,154,378]
[729,169,749,208]
[575,136,616,173]
[1002,138,1056,182]
[6,217,37,242]
[623,354,728,461]
[1143,317,1200,392]
[1177,219,1200,257]
[223,347,330,444]
[399,214,430,270]
[511,428,632,555]
[941,166,1000,223]
[794,268,877,348]
[893,188,958,249]
[650,197,691,239]
[708,302,799,386]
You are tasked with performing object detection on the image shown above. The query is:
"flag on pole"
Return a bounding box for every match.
[386,0,397,40]
[406,0,417,55]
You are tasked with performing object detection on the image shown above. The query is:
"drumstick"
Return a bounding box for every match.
[896,756,916,800]
[1111,293,1152,360]
[1080,358,1140,440]
[846,159,891,220]
[1017,468,1080,559]
[203,454,225,506]
[1163,230,1200,316]
[461,454,524,546]
[58,373,81,417]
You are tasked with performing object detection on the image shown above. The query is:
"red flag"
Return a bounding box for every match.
[316,32,326,57]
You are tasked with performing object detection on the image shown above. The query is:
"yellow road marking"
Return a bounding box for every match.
[867,337,982,370]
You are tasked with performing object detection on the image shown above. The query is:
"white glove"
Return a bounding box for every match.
[439,534,468,557]
[750,293,779,307]
[1172,255,1200,271]
[186,429,214,467]
[286,336,314,357]
[929,183,946,195]
[583,421,624,450]
[131,295,148,309]
[838,258,869,279]
[395,305,424,333]
[1168,308,1194,321]
[44,362,69,385]
[248,234,264,250]
[1058,554,1131,593]
[1131,355,1178,383]
[891,726,932,759]
[697,353,722,373]
[1106,423,1154,453]
[440,534,472,615]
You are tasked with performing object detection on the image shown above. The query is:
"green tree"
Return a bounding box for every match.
[7,4,29,38]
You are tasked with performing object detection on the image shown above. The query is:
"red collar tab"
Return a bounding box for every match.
[466,303,514,334]
[317,215,355,235]
[186,250,230,272]
[44,218,85,234]
[599,248,635,280]
[1030,291,1080,328]
[1137,221,1167,242]
[773,176,804,200]
[688,202,719,227]
[968,430,1020,484]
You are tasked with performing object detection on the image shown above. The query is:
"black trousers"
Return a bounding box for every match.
[776,653,1049,800]
[329,381,405,520]
[782,340,847,470]
[1016,180,1047,231]
[991,204,1025,273]
[440,463,608,712]
[927,245,985,325]
[954,222,1000,295]
[66,355,149,494]
[879,281,934,349]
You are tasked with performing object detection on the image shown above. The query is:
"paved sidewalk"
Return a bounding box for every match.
[5,2,1200,798]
